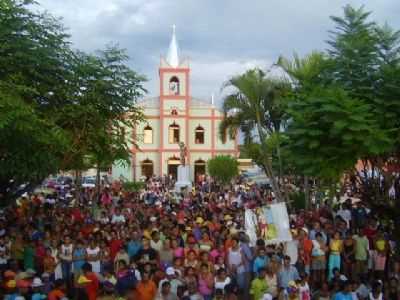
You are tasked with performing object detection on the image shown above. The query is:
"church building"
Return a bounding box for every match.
[112,27,239,182]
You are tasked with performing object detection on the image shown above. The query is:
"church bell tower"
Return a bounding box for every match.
[158,26,191,177]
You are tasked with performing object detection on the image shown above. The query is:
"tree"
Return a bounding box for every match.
[285,86,390,181]
[0,91,68,193]
[53,47,145,196]
[219,69,291,201]
[0,0,145,201]
[0,0,74,198]
[207,155,239,185]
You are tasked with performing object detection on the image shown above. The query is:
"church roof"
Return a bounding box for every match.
[190,98,213,108]
[137,97,159,108]
[166,25,179,68]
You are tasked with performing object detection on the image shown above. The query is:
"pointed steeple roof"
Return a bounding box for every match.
[166,25,179,68]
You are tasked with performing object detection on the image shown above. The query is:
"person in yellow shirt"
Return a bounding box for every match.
[250,267,268,300]
[373,230,388,279]
[328,231,343,281]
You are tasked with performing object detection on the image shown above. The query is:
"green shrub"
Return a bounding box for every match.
[122,181,145,192]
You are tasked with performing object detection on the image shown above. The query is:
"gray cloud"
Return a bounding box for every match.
[37,0,400,103]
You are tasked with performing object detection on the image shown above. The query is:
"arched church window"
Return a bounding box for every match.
[221,129,227,144]
[169,76,180,95]
[143,125,153,144]
[171,108,178,116]
[141,159,154,179]
[168,122,180,144]
[195,125,205,144]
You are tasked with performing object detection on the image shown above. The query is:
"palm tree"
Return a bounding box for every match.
[220,68,291,202]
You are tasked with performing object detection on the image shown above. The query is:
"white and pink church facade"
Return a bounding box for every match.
[112,27,238,182]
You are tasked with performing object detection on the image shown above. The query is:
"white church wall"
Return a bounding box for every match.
[189,107,212,117]
[163,100,186,114]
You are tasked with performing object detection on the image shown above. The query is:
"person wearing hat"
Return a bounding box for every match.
[40,272,52,295]
[158,266,182,297]
[31,277,46,300]
[16,278,31,298]
[4,279,17,299]
[286,281,299,300]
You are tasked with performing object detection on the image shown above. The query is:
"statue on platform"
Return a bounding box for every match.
[179,142,187,166]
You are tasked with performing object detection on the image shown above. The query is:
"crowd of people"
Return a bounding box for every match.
[0,175,398,300]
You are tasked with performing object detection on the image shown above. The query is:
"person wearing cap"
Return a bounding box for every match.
[16,278,31,299]
[4,279,18,299]
[31,277,46,300]
[158,266,182,297]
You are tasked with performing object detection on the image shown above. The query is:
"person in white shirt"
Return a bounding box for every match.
[337,204,352,229]
[151,231,163,252]
[59,236,73,284]
[86,239,101,274]
[158,267,183,296]
[111,209,126,224]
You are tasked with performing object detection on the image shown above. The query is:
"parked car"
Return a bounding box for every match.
[82,177,96,188]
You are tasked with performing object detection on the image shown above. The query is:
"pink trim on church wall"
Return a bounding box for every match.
[211,108,216,157]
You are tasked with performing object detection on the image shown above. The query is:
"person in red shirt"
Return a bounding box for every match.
[109,231,123,260]
[363,218,378,248]
[34,240,46,273]
[48,279,66,300]
[79,262,99,300]
[298,227,313,274]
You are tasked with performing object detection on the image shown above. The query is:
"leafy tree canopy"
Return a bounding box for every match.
[0,0,145,198]
[207,155,239,185]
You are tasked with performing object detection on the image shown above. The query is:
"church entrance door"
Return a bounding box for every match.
[167,157,180,180]
[141,159,154,180]
[194,159,206,183]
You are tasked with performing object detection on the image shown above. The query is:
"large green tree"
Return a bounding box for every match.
[0,0,145,201]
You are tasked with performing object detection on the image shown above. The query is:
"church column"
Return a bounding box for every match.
[185,69,190,166]
[211,107,216,157]
[159,69,164,176]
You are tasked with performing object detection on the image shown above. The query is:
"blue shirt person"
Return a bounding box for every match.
[278,256,300,289]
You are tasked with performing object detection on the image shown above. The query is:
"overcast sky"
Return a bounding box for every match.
[36,0,400,104]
